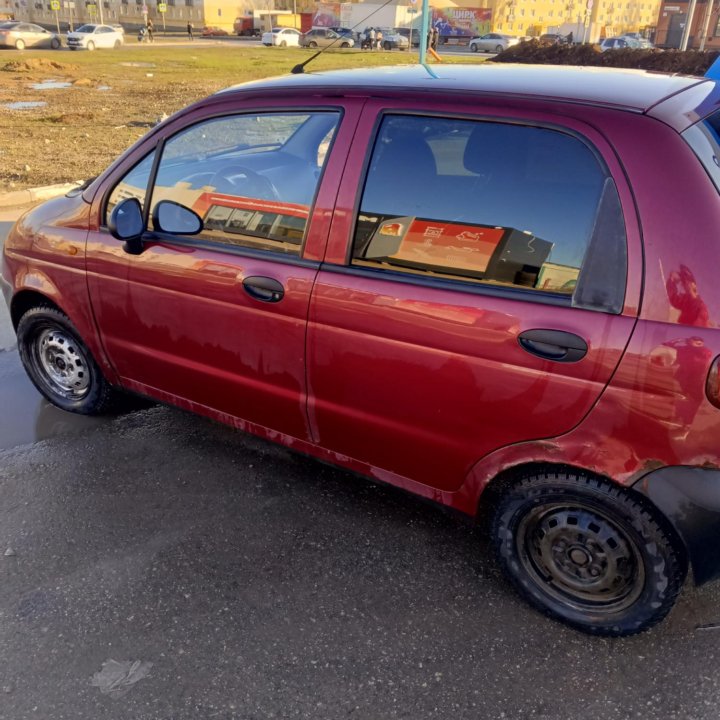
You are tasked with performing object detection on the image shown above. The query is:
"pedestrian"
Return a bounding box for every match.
[187,20,194,40]
[431,26,439,50]
[566,31,574,44]
[368,26,375,50]
[146,18,154,42]
[376,27,383,50]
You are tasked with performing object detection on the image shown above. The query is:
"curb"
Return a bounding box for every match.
[0,181,85,210]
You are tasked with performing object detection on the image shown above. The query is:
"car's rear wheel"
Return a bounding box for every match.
[87,40,95,51]
[279,39,287,47]
[17,306,118,415]
[495,44,504,52]
[341,41,349,47]
[492,470,686,636]
[15,38,25,50]
[114,39,121,48]
[308,40,317,48]
[470,42,478,52]
[383,40,391,50]
[51,37,60,49]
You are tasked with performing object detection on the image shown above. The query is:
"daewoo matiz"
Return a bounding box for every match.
[3,65,720,636]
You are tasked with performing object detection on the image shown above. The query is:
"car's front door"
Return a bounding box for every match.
[87,101,361,440]
[307,100,642,491]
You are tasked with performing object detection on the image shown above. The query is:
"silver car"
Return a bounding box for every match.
[300,28,354,49]
[0,21,61,50]
[469,33,519,53]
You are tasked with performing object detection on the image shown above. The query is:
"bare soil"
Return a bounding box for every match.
[0,53,228,192]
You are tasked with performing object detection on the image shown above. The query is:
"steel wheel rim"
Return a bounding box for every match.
[33,326,91,399]
[517,502,645,613]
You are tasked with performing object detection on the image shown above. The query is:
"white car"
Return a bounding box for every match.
[599,36,640,51]
[261,27,301,47]
[469,33,519,53]
[67,24,124,51]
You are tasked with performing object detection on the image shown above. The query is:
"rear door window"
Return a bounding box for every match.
[352,114,627,311]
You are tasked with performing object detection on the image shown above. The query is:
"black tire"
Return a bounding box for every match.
[383,41,391,50]
[308,41,317,48]
[51,37,60,49]
[17,306,118,415]
[492,470,686,636]
[470,42,478,52]
[341,41,349,48]
[495,44,503,52]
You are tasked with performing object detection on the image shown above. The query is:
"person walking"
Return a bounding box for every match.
[187,21,194,40]
[368,26,376,50]
[376,27,383,50]
[146,17,154,42]
[431,26,439,50]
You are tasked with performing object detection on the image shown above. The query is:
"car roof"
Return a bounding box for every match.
[219,64,712,115]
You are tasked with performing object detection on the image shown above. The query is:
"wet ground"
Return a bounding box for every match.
[2,214,720,719]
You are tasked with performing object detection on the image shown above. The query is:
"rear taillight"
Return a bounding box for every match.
[706,356,720,408]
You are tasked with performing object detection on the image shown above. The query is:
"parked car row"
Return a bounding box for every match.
[261,26,411,50]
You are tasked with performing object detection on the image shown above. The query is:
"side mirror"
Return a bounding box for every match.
[108,197,145,255]
[152,200,202,236]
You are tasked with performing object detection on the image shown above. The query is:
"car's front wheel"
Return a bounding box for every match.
[279,39,287,47]
[17,306,118,415]
[308,41,317,48]
[341,41,349,48]
[87,40,95,51]
[470,42,478,52]
[15,38,25,50]
[495,44,504,52]
[114,39,121,48]
[492,470,686,636]
[51,37,60,49]
[383,40,391,50]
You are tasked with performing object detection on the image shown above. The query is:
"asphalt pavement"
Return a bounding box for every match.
[2,212,720,720]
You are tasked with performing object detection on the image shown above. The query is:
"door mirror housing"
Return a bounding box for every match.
[108,197,145,255]
[152,200,203,236]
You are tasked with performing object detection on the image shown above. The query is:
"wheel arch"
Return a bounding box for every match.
[10,289,63,330]
[477,460,689,578]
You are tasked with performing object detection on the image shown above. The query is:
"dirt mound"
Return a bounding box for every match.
[72,78,96,87]
[1,58,76,73]
[493,42,720,75]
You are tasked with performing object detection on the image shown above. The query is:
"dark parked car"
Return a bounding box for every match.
[538,32,569,44]
[5,65,720,637]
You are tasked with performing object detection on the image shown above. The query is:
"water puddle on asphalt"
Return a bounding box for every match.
[97,85,111,91]
[3,101,48,110]
[30,80,72,90]
[0,298,110,451]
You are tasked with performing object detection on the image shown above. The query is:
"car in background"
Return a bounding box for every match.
[261,27,301,47]
[66,24,123,50]
[300,27,354,48]
[201,26,229,37]
[0,21,61,50]
[110,23,124,34]
[622,33,654,48]
[469,32,519,53]
[600,36,641,51]
[538,32,570,44]
[376,27,409,50]
[395,26,420,47]
[328,26,354,38]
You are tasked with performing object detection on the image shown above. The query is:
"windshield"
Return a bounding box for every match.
[271,27,283,32]
[75,24,96,33]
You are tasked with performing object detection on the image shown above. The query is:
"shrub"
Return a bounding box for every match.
[492,41,720,76]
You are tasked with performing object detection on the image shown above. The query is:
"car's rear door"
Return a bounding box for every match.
[306,97,642,491]
[87,97,364,441]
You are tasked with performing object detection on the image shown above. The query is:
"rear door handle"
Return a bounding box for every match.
[242,276,285,303]
[518,329,588,363]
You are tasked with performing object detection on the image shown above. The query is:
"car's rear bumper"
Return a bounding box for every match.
[633,466,720,585]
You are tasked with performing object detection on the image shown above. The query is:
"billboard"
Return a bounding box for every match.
[432,7,492,38]
[312,2,341,27]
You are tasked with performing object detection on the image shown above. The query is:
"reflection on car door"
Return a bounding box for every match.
[87,101,363,441]
[307,101,640,491]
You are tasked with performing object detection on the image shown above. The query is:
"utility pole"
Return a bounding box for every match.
[680,0,698,49]
[699,0,715,50]
[419,0,429,63]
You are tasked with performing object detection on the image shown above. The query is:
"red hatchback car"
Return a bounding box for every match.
[3,65,720,636]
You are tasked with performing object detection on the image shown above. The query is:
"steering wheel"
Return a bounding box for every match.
[209,164,280,200]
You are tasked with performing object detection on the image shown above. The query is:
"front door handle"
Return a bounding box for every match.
[518,329,588,363]
[242,276,285,303]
